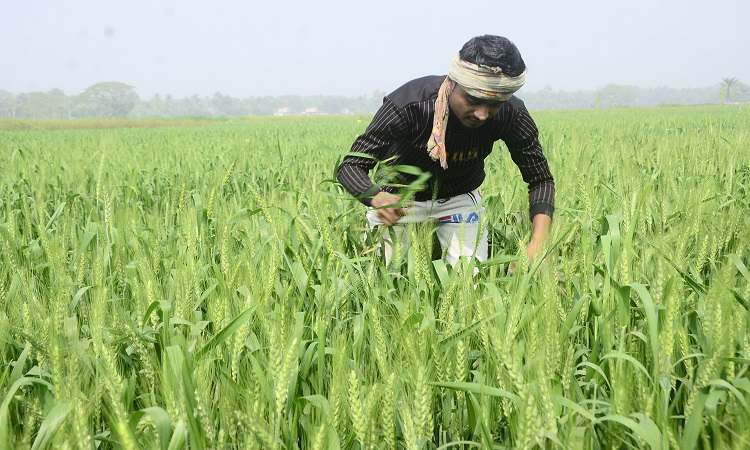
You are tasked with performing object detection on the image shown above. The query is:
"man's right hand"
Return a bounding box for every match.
[370,191,407,227]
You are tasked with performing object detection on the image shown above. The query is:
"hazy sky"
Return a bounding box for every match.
[1,0,748,99]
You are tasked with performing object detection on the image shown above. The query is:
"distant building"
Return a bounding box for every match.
[302,107,326,115]
[274,107,293,116]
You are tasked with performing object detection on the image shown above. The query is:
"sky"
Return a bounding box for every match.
[1,0,748,99]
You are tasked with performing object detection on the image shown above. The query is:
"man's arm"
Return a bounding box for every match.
[500,103,555,218]
[528,212,552,260]
[502,103,555,270]
[336,98,408,206]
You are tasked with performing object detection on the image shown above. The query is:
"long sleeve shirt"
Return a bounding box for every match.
[336,75,555,219]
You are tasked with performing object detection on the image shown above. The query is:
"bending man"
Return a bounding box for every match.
[336,35,555,269]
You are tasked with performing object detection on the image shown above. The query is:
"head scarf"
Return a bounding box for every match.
[427,55,526,169]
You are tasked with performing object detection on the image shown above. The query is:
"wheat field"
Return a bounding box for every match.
[1,106,749,449]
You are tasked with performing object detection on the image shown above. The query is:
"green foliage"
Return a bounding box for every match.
[78,82,140,118]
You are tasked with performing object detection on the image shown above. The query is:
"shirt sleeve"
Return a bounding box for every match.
[336,98,409,206]
[502,108,556,221]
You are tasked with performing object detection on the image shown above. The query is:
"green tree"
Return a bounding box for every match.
[0,90,14,118]
[78,82,139,117]
[734,82,750,102]
[720,77,740,103]
[17,89,70,119]
[209,92,245,116]
[595,84,638,108]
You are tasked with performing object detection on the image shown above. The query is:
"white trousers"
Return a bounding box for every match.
[366,189,488,266]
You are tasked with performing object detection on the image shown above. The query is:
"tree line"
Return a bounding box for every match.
[1,79,748,120]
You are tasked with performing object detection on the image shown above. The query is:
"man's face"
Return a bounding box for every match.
[448,84,505,129]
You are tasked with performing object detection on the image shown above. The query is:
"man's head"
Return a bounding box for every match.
[447,35,526,128]
[458,35,526,77]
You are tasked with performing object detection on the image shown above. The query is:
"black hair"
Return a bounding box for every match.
[458,35,526,77]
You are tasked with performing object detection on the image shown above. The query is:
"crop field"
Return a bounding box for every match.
[0,106,749,449]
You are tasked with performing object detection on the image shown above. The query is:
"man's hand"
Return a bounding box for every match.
[509,213,552,275]
[370,191,407,227]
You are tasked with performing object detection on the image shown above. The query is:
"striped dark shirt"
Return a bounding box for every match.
[336,75,555,219]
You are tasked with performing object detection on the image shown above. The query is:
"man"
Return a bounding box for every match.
[336,35,555,270]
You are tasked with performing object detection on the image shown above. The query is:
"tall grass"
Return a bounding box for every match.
[1,106,748,449]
